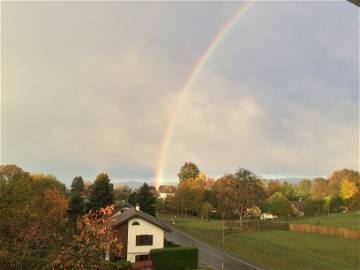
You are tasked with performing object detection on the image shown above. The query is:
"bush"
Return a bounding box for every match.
[164,239,180,248]
[150,247,198,270]
[105,260,132,270]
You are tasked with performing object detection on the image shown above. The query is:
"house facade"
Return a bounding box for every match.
[108,206,171,264]
[157,185,176,199]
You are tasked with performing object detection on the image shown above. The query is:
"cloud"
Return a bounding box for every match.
[2,1,358,184]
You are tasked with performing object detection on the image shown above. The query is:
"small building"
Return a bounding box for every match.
[290,200,305,216]
[260,212,278,220]
[157,185,176,199]
[108,206,171,265]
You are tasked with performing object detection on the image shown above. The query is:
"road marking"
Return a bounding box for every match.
[171,227,265,270]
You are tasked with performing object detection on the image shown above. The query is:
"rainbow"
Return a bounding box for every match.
[154,0,254,187]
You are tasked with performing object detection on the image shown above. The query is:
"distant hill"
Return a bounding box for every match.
[112,180,178,190]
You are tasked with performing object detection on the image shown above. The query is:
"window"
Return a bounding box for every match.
[136,235,153,246]
[132,221,140,226]
[135,254,149,262]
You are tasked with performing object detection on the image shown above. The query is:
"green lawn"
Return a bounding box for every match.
[159,214,360,270]
[290,212,360,231]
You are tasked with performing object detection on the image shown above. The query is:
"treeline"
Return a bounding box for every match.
[157,162,360,223]
[0,165,129,270]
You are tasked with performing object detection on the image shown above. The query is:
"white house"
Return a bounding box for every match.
[108,206,171,265]
[157,185,176,199]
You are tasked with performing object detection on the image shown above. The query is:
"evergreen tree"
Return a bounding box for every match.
[129,183,156,216]
[87,173,114,210]
[71,176,85,193]
[68,176,85,217]
[177,162,200,181]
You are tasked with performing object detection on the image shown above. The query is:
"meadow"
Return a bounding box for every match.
[160,213,360,270]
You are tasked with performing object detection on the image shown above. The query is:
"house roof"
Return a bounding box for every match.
[108,208,172,232]
[290,201,305,211]
[158,185,176,193]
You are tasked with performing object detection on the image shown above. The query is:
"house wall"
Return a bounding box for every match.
[127,217,164,263]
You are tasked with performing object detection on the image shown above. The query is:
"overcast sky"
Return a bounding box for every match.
[2,1,359,185]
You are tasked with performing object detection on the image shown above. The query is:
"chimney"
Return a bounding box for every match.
[135,203,140,211]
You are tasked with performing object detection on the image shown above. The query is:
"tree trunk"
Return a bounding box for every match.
[239,206,243,230]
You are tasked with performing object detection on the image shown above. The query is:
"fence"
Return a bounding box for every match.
[288,223,360,240]
[225,220,289,231]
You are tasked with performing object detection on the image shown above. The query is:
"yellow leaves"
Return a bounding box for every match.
[340,179,358,200]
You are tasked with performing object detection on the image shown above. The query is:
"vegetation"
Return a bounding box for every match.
[128,182,157,216]
[160,213,359,270]
[88,173,115,210]
[0,165,130,270]
[150,247,198,270]
[290,212,360,231]
[177,161,200,181]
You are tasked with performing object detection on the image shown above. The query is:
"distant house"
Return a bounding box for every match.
[149,186,158,196]
[157,185,176,199]
[108,205,171,265]
[290,200,305,216]
[260,212,278,220]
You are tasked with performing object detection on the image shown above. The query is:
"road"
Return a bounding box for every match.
[165,227,265,270]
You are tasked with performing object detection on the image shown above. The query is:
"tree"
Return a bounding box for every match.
[304,200,326,222]
[175,174,206,216]
[177,162,200,181]
[232,168,265,228]
[311,177,328,200]
[0,165,69,269]
[200,202,213,221]
[68,176,86,218]
[52,205,129,270]
[267,192,293,220]
[129,183,157,216]
[88,173,114,210]
[31,173,67,195]
[328,169,360,197]
[280,181,297,200]
[339,179,358,200]
[113,185,131,202]
[296,179,312,200]
[71,176,85,193]
[266,180,282,197]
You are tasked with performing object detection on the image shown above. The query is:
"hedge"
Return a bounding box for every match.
[150,247,198,270]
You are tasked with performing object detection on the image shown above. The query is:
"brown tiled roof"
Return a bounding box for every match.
[108,208,172,232]
[290,201,305,211]
[158,185,176,193]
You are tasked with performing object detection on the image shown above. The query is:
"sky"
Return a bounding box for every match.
[1,1,359,186]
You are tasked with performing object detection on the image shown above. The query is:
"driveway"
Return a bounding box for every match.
[165,227,265,270]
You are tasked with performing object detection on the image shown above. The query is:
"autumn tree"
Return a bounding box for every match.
[233,168,265,227]
[266,180,282,197]
[177,162,200,181]
[0,165,69,269]
[175,173,206,216]
[52,205,130,270]
[328,169,360,197]
[339,179,358,200]
[267,192,293,220]
[280,181,297,200]
[88,173,114,210]
[311,177,328,200]
[296,179,312,200]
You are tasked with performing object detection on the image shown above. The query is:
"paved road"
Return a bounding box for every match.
[165,227,265,270]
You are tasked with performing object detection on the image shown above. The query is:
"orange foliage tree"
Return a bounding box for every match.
[52,205,127,270]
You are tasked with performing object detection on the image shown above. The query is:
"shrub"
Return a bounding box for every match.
[150,247,198,270]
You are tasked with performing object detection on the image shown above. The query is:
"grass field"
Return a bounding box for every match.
[290,212,360,231]
[159,213,360,270]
